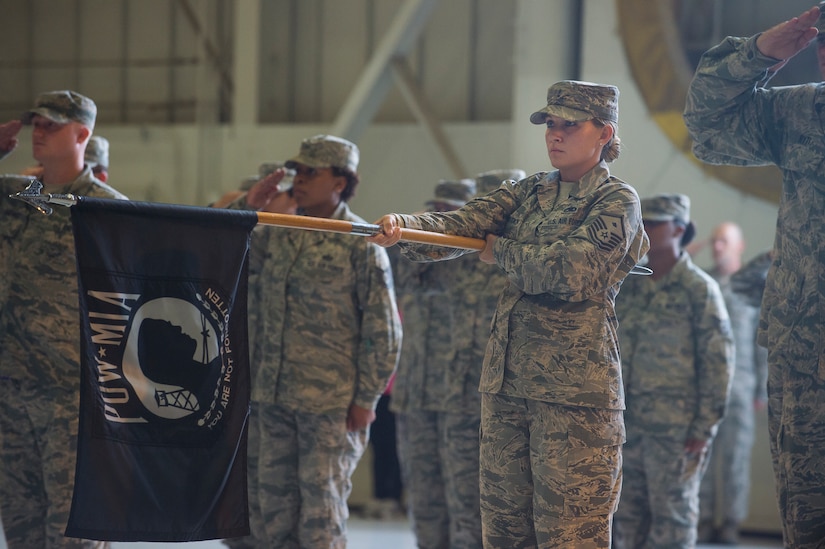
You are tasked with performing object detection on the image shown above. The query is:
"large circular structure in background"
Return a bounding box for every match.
[616,0,820,204]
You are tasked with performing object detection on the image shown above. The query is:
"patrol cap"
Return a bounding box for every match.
[475,168,526,195]
[285,134,359,174]
[426,178,476,208]
[84,135,109,168]
[21,90,97,130]
[641,193,691,224]
[529,80,619,125]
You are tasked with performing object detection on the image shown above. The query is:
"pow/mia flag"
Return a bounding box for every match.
[65,197,258,542]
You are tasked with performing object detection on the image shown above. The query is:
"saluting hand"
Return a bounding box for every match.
[756,5,820,66]
[246,168,288,210]
[0,119,22,154]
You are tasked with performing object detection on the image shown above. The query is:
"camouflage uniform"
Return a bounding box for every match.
[394,81,648,544]
[613,194,734,549]
[698,265,768,539]
[392,255,454,548]
[430,170,526,549]
[684,31,825,547]
[392,178,482,549]
[614,256,733,547]
[0,141,124,549]
[0,91,127,549]
[248,136,401,549]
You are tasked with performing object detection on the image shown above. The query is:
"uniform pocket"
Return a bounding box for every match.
[532,407,624,518]
[563,444,623,517]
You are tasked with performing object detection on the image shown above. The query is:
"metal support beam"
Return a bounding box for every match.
[390,57,466,178]
[331,0,440,142]
[233,0,261,124]
[177,0,234,108]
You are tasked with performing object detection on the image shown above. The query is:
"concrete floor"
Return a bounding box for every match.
[0,517,785,548]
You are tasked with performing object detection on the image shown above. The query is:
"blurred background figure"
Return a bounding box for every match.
[391,178,478,548]
[698,222,769,544]
[84,134,109,182]
[362,372,404,521]
[614,194,734,549]
[433,168,526,548]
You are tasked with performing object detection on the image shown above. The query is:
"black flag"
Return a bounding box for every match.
[65,197,258,542]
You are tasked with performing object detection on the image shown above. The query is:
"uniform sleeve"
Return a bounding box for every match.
[352,243,402,411]
[684,35,816,170]
[395,180,525,262]
[689,280,735,441]
[492,187,647,300]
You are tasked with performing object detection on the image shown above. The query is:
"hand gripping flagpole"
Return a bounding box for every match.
[9,179,651,273]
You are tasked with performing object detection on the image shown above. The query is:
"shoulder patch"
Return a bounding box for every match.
[588,213,625,252]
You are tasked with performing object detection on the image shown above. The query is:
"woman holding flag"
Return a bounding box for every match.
[368,80,648,548]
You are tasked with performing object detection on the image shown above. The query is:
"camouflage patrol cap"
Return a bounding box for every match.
[475,168,526,195]
[285,134,359,174]
[426,178,476,208]
[530,80,619,125]
[21,90,96,130]
[818,2,825,33]
[258,161,285,178]
[641,193,691,224]
[84,135,109,169]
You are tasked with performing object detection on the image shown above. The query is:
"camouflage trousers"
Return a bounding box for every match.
[255,402,367,549]
[222,401,264,549]
[396,410,482,549]
[479,393,623,549]
[613,433,708,549]
[767,352,825,547]
[699,380,757,527]
[0,379,107,549]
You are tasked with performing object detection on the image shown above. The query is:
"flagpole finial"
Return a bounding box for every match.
[8,177,77,215]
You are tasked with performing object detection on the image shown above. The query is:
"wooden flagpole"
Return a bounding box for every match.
[255,211,485,251]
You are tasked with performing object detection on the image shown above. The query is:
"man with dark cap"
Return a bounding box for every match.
[235,134,401,548]
[697,222,769,544]
[613,193,733,548]
[0,90,127,548]
[390,177,477,548]
[683,4,825,547]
